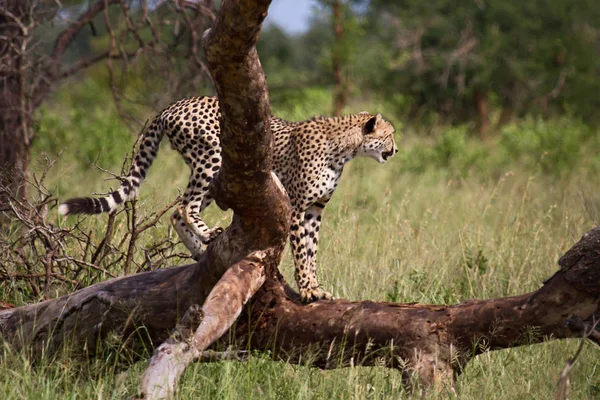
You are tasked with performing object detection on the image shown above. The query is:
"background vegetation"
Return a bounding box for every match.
[2,0,600,398]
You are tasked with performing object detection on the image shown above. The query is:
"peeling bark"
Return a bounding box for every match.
[139,253,267,399]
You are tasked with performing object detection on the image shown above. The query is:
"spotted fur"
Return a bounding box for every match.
[59,96,398,303]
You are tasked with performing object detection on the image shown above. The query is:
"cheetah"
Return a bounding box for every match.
[59,96,398,303]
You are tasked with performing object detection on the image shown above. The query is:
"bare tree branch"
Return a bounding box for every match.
[32,0,120,105]
[58,50,135,79]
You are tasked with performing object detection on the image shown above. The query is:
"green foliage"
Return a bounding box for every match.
[32,75,600,193]
[398,126,487,176]
[34,79,136,170]
[385,280,400,302]
[499,116,596,175]
[432,127,481,169]
[394,117,600,178]
[259,0,600,126]
[364,0,600,124]
[271,87,333,121]
[36,107,132,170]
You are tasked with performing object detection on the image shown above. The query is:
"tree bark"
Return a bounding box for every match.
[0,95,30,209]
[0,0,121,210]
[236,265,598,386]
[0,1,31,208]
[1,0,113,209]
[140,0,289,397]
[140,253,268,399]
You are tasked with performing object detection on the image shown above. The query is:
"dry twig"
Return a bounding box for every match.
[0,151,187,300]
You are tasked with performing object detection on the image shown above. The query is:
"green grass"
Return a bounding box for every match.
[2,84,600,399]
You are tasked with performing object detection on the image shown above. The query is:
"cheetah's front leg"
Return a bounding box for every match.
[290,207,332,303]
[302,201,333,301]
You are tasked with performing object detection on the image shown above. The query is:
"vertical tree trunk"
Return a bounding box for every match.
[332,0,346,117]
[474,89,490,140]
[0,97,30,208]
[0,1,31,209]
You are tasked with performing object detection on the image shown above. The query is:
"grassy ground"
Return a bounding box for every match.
[1,85,600,399]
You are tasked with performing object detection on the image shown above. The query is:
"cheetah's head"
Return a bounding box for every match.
[357,114,398,164]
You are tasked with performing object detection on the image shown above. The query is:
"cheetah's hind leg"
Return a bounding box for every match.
[170,198,223,261]
[170,208,205,260]
[169,169,224,260]
[183,170,224,241]
[182,190,223,245]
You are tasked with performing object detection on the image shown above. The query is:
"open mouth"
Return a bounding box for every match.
[382,151,393,161]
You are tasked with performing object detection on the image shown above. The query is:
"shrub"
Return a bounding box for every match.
[35,79,136,170]
[499,116,595,176]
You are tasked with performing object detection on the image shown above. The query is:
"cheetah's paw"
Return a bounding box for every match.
[300,287,333,303]
[200,227,224,244]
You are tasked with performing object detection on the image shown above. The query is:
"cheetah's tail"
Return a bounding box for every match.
[59,116,164,217]
[58,182,135,216]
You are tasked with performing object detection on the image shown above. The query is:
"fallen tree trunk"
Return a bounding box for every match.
[1,0,600,399]
[234,256,600,388]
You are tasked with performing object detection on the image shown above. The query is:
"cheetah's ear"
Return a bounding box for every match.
[363,114,382,135]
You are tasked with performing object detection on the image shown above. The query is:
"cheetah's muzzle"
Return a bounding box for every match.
[382,150,394,161]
